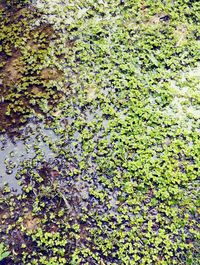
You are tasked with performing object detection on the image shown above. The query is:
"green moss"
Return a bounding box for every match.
[0,0,200,264]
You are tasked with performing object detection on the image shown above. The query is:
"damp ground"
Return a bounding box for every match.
[0,1,200,264]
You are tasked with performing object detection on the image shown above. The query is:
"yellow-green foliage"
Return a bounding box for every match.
[0,0,199,264]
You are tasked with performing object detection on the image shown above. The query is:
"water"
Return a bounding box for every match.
[0,120,61,193]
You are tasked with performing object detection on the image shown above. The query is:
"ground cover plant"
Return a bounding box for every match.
[0,0,200,264]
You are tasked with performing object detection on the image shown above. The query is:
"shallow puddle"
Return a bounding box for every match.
[0,119,61,193]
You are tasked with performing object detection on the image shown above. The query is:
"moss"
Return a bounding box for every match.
[0,0,200,264]
[0,3,68,133]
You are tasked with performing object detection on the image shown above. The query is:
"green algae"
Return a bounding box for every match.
[0,0,200,264]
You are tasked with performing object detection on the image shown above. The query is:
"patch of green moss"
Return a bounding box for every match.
[0,0,200,264]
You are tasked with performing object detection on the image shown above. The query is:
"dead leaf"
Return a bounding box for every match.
[23,212,40,231]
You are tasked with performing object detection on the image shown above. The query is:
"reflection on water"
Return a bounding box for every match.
[0,120,61,193]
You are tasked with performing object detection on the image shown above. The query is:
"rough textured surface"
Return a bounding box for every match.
[0,0,200,264]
